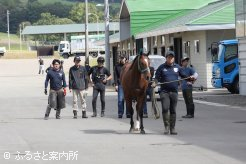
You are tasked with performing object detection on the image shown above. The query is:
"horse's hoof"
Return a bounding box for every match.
[140,130,145,134]
[129,128,134,133]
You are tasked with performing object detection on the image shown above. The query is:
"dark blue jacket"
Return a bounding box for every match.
[181,67,196,90]
[114,63,124,85]
[155,62,188,93]
[45,69,67,90]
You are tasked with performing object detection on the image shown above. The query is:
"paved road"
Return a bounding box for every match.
[0,59,246,164]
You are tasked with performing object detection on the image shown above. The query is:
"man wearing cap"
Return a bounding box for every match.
[114,55,130,118]
[153,51,194,135]
[44,59,67,120]
[69,56,89,119]
[88,57,112,117]
[181,57,198,118]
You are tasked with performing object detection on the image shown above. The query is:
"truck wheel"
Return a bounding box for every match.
[233,79,239,94]
[227,86,234,93]
[63,54,69,59]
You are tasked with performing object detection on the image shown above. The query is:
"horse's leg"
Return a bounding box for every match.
[126,99,134,133]
[137,96,145,134]
[135,108,140,131]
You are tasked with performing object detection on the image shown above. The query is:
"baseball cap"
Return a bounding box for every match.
[181,57,190,62]
[74,56,81,62]
[165,51,175,57]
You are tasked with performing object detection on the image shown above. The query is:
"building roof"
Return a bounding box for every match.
[135,0,235,39]
[189,3,235,25]
[22,22,119,35]
[122,0,219,36]
[125,0,218,12]
[95,32,120,45]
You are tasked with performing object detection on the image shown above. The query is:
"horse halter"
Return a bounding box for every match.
[137,55,150,73]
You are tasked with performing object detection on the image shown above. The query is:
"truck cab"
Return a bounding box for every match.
[58,41,70,58]
[211,39,239,93]
[0,47,6,56]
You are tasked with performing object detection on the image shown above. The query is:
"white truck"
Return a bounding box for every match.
[0,47,6,56]
[58,34,105,58]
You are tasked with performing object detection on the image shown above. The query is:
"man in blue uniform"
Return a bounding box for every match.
[153,51,194,135]
[44,59,67,120]
[181,57,198,118]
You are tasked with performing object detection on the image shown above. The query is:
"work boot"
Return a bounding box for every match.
[44,114,49,120]
[101,111,105,117]
[170,114,177,135]
[163,113,169,135]
[182,115,193,118]
[82,111,88,118]
[56,109,61,119]
[91,113,97,117]
[73,110,77,119]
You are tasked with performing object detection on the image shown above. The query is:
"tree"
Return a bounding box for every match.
[43,2,73,19]
[26,1,46,23]
[34,13,74,25]
[33,12,74,42]
[69,3,103,23]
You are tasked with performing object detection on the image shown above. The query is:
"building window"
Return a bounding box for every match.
[161,46,165,56]
[153,47,157,55]
[194,40,200,54]
[184,41,190,57]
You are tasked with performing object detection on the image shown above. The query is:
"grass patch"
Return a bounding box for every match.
[0,32,20,43]
[0,32,28,51]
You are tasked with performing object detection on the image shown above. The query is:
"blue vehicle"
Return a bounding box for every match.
[211,39,239,94]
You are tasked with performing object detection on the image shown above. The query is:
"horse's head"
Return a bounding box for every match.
[138,53,151,81]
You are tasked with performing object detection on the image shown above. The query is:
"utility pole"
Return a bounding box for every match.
[19,24,22,51]
[85,0,89,66]
[104,0,110,72]
[7,10,10,51]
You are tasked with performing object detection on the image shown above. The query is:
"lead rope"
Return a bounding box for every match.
[151,77,191,119]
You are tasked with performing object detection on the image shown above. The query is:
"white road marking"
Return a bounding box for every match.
[178,98,246,111]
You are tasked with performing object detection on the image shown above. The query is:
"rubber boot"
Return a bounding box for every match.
[56,109,61,119]
[73,110,77,119]
[91,108,97,117]
[101,111,105,117]
[163,113,169,135]
[190,104,195,118]
[82,111,88,118]
[170,114,177,135]
[44,106,51,120]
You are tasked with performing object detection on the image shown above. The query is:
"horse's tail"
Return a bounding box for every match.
[151,88,160,119]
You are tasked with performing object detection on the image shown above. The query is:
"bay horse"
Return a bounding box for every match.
[120,53,151,134]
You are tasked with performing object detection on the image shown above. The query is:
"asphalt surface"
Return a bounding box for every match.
[0,59,246,164]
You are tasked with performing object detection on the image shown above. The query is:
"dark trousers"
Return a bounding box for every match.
[92,83,105,114]
[182,89,195,116]
[160,92,178,114]
[118,84,129,116]
[143,87,152,114]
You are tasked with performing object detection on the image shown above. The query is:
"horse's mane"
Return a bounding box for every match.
[129,55,139,70]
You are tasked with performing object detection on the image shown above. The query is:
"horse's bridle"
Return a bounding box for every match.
[137,55,150,73]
